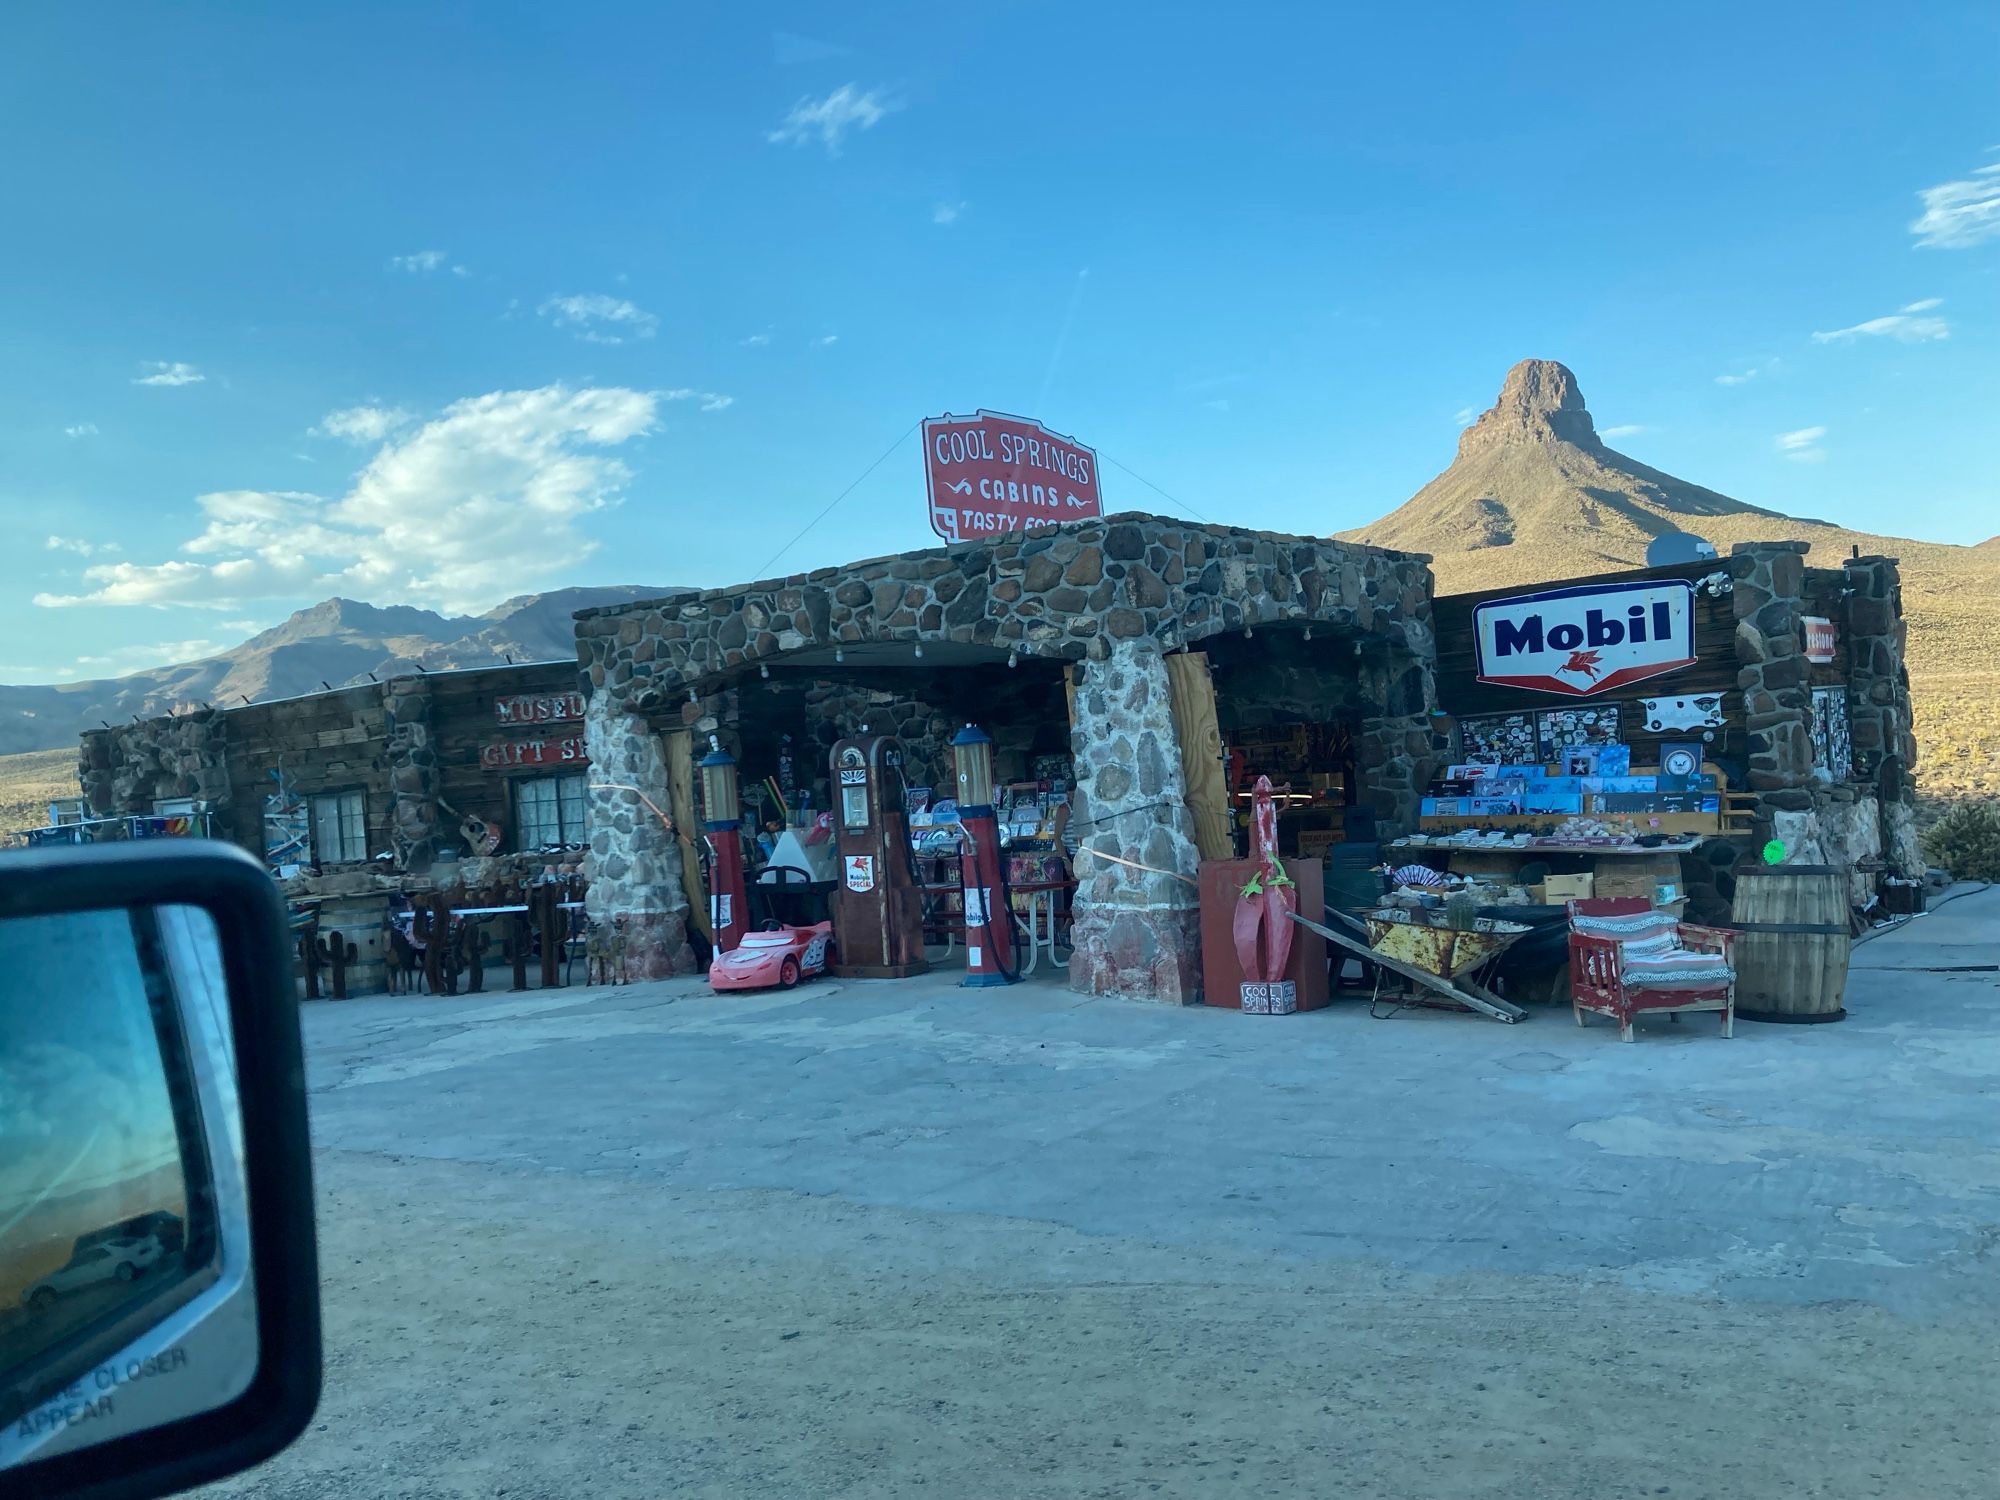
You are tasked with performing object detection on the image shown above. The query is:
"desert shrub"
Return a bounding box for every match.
[1921,800,2000,883]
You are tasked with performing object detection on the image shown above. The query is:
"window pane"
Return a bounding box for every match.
[312,797,342,863]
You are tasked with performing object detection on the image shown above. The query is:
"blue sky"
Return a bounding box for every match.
[2,2,1994,682]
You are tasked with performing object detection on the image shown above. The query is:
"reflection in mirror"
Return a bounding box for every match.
[0,906,228,1447]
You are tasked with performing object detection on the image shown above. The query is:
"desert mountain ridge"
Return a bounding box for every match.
[1340,358,1999,799]
[0,584,683,757]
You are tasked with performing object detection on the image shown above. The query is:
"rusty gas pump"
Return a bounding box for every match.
[827,733,928,978]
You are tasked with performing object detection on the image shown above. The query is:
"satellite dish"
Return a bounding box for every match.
[1646,532,1719,566]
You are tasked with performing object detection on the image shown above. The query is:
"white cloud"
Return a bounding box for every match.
[659,388,734,413]
[1599,424,1649,439]
[34,385,661,615]
[133,361,204,387]
[47,535,114,557]
[1910,160,2000,249]
[1203,398,1231,412]
[538,293,659,345]
[1776,426,1827,463]
[1454,406,1477,426]
[64,422,99,438]
[389,250,448,273]
[1715,357,1782,386]
[739,332,771,347]
[1812,299,1951,344]
[766,84,895,155]
[75,640,227,673]
[813,333,840,347]
[932,201,965,225]
[452,264,470,278]
[313,404,415,444]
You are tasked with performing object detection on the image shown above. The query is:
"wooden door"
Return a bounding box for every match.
[1165,651,1233,862]
[664,728,710,940]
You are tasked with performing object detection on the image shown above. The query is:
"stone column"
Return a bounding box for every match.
[1355,645,1438,839]
[1067,639,1204,1004]
[382,676,441,870]
[584,694,696,979]
[1842,555,1923,876]
[1730,543,1816,831]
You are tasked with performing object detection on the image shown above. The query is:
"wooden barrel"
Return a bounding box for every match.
[316,894,391,997]
[1730,865,1851,1023]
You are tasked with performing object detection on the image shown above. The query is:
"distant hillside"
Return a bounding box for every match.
[1340,360,2000,799]
[0,585,681,757]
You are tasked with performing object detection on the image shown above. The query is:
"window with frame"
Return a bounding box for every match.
[152,797,197,816]
[310,789,368,864]
[514,773,587,849]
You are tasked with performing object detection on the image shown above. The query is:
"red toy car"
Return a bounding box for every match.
[708,921,835,991]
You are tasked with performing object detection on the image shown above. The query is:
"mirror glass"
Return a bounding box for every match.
[0,905,245,1458]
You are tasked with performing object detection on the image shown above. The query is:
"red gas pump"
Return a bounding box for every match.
[700,738,749,954]
[951,723,1017,987]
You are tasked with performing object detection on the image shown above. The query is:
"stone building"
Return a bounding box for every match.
[79,660,591,875]
[574,511,1439,999]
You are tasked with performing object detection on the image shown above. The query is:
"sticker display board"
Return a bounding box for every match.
[1811,686,1853,781]
[1458,712,1541,766]
[1536,704,1622,758]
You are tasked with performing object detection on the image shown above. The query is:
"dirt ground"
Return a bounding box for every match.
[198,1148,1995,1500]
[193,893,2000,1498]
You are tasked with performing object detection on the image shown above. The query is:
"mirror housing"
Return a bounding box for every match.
[1,841,320,1500]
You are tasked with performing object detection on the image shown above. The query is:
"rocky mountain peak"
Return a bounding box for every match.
[1458,358,1600,456]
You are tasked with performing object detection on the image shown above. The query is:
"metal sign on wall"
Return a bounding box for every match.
[1472,579,1696,698]
[496,691,586,725]
[923,410,1101,544]
[1803,616,1837,664]
[480,735,589,770]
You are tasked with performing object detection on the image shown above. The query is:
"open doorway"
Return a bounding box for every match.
[1201,624,1368,858]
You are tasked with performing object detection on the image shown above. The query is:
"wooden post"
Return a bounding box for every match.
[299,931,322,1000]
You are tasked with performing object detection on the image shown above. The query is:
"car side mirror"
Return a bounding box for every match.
[1,841,320,1499]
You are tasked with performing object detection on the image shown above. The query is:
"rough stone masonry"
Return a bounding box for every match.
[575,512,1438,997]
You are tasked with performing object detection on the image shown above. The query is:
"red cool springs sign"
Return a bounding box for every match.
[923,410,1102,544]
[1472,579,1696,698]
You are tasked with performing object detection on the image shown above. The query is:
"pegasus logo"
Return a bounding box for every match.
[1559,649,1604,680]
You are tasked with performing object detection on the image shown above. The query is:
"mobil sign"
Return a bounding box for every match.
[923,410,1102,544]
[1473,579,1695,697]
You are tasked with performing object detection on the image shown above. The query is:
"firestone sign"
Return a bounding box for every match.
[923,410,1102,544]
[1472,579,1696,698]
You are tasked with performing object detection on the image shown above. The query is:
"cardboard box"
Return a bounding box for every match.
[1540,873,1595,902]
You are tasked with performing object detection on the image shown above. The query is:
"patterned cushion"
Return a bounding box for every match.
[1572,911,1678,944]
[1621,950,1734,991]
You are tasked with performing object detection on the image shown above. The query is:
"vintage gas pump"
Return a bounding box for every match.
[700,737,750,954]
[951,723,1017,986]
[827,733,928,978]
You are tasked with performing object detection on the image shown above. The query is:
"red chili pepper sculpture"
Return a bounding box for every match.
[1233,775,1296,983]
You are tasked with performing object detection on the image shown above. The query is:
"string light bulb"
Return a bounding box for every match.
[1006,650,1018,669]
[914,642,925,660]
[759,663,770,679]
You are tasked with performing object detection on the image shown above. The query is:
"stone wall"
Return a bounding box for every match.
[576,513,1432,696]
[79,708,232,817]
[382,676,441,869]
[1732,542,1921,885]
[1067,640,1206,1003]
[1841,556,1923,876]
